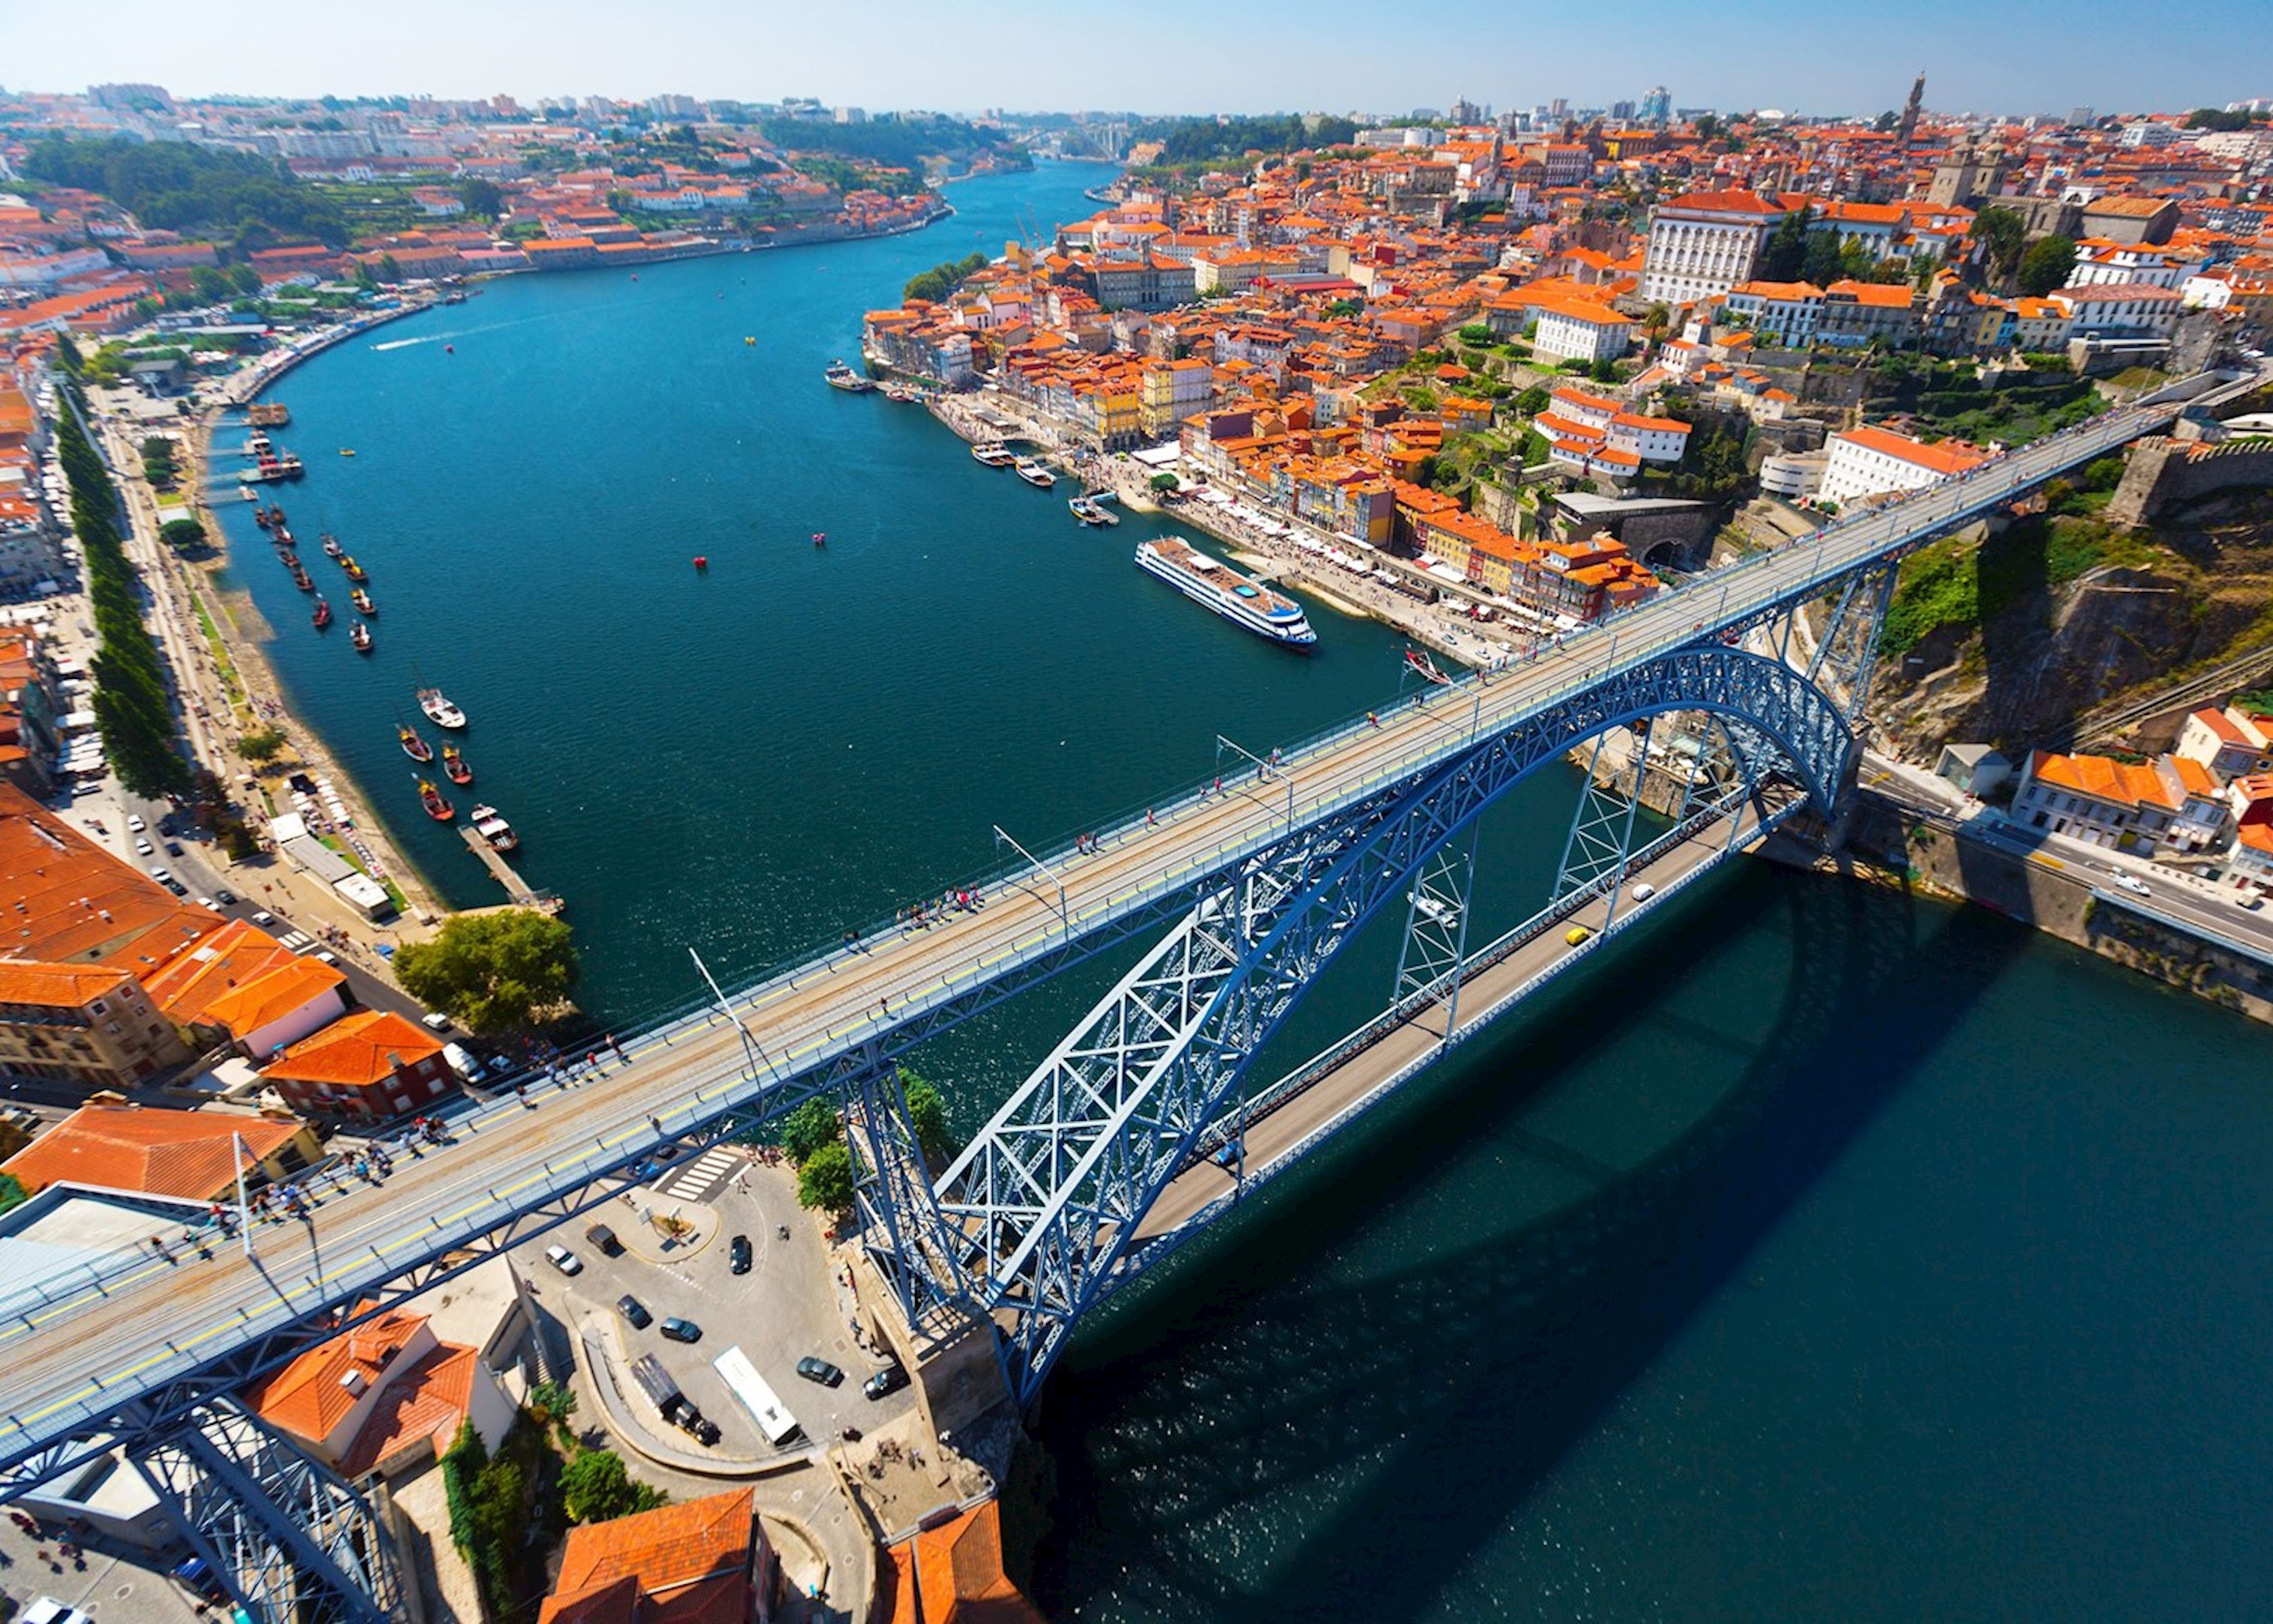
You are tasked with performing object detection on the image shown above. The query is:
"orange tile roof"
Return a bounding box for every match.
[141,918,300,1027]
[1837,425,1989,477]
[201,957,346,1039]
[0,960,131,1007]
[2,1102,307,1199]
[543,1489,757,1624]
[337,1342,480,1477]
[245,1308,428,1442]
[2028,750,2171,810]
[0,784,217,972]
[889,1500,1046,1624]
[264,1009,442,1087]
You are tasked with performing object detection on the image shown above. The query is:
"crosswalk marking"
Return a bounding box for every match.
[278,930,315,951]
[655,1145,740,1201]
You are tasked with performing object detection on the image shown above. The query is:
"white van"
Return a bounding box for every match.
[442,1042,480,1080]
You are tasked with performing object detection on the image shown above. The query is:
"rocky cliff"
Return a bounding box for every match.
[1873,485,2273,756]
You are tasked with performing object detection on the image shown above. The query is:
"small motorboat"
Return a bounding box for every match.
[274,526,294,547]
[823,359,876,394]
[340,557,369,583]
[812,532,827,547]
[321,534,344,558]
[418,778,455,823]
[442,745,472,787]
[692,556,707,570]
[470,804,519,852]
[266,503,287,528]
[351,621,373,654]
[972,443,1018,468]
[276,548,299,568]
[312,596,332,628]
[419,686,467,729]
[238,483,258,505]
[1068,497,1117,526]
[339,449,356,457]
[1404,648,1453,687]
[290,564,314,592]
[1014,459,1057,489]
[398,725,433,763]
[351,588,376,617]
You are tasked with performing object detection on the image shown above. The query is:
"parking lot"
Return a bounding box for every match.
[533,1152,916,1458]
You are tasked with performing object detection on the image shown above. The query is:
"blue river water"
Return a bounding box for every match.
[211,165,2273,1619]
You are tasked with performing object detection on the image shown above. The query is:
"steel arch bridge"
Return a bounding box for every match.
[0,365,2256,1624]
[874,643,1860,1402]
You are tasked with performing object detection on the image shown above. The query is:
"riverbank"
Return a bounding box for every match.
[1778,788,2273,1024]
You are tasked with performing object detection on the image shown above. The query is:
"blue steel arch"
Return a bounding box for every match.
[930,643,1856,1402]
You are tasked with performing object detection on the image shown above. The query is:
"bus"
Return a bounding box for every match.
[713,1345,801,1446]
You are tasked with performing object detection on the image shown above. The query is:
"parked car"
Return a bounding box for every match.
[421,1012,453,1032]
[863,1361,909,1401]
[795,1356,844,1388]
[134,838,154,856]
[164,840,184,857]
[162,877,189,896]
[251,910,275,925]
[196,896,221,913]
[586,1223,623,1256]
[617,1295,652,1329]
[214,888,237,905]
[125,814,146,833]
[661,1316,703,1344]
[24,1600,91,1624]
[728,1234,752,1274]
[544,1245,582,1276]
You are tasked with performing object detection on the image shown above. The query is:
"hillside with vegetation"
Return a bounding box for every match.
[1873,472,2273,755]
[22,136,349,248]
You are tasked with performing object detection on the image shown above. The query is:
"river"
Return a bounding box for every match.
[213,165,2273,1619]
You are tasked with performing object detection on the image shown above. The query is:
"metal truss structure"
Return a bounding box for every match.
[133,1400,404,1624]
[926,644,1860,1403]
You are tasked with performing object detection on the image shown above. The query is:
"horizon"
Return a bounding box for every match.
[2,0,2266,125]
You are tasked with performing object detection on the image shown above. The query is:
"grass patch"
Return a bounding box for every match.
[186,588,249,715]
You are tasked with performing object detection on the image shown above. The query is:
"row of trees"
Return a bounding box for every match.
[759,113,1009,176]
[51,344,193,799]
[1753,207,1909,287]
[1967,207,2079,296]
[903,250,990,306]
[24,136,350,249]
[1133,114,1360,165]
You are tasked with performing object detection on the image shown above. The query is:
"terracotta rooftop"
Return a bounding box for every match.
[201,957,347,1041]
[0,784,217,973]
[885,1500,1046,1624]
[542,1488,757,1624]
[263,1009,441,1088]
[140,918,300,1027]
[2,1101,307,1199]
[245,1307,428,1443]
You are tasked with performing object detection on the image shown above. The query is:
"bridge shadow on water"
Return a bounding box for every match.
[1028,867,2031,1622]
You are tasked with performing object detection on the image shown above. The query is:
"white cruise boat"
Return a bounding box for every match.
[972,442,1018,468]
[418,686,467,729]
[1014,459,1057,489]
[470,804,518,851]
[1135,538,1316,648]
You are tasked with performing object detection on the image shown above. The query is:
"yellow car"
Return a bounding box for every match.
[1565,925,1592,946]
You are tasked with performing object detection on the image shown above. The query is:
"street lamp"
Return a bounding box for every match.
[993,825,1070,934]
[690,945,775,1085]
[1217,734,1293,829]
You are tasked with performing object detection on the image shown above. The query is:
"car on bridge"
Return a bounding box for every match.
[617,1295,652,1329]
[1565,925,1591,946]
[2112,873,2152,898]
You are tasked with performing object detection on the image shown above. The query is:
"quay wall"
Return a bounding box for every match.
[1772,791,2273,1024]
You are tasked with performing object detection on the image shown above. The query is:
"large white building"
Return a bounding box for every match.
[1640,189,1789,305]
[1820,424,1988,509]
[1529,297,1635,364]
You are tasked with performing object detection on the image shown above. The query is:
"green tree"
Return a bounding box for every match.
[1514,384,1551,417]
[236,725,287,763]
[778,1098,839,1165]
[2018,234,2078,297]
[1693,113,1723,141]
[1969,205,2028,287]
[0,1172,25,1217]
[159,517,207,551]
[1148,472,1180,495]
[797,1140,855,1216]
[526,1380,578,1429]
[457,178,503,218]
[394,909,580,1035]
[1755,206,1814,282]
[559,1449,665,1524]
[900,1068,955,1162]
[1590,357,1620,383]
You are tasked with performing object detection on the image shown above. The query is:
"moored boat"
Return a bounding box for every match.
[289,563,314,591]
[419,686,467,729]
[1068,497,1117,526]
[470,804,519,852]
[351,621,373,654]
[398,724,432,763]
[1014,459,1057,489]
[312,596,332,629]
[1134,537,1316,648]
[442,745,472,787]
[351,588,376,617]
[340,557,369,583]
[822,359,877,393]
[321,534,344,558]
[971,442,1018,468]
[418,779,456,823]
[238,483,258,505]
[1404,648,1453,686]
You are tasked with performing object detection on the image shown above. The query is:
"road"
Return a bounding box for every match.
[0,373,2238,1476]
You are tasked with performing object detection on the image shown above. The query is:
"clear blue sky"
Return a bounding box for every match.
[2,0,2261,119]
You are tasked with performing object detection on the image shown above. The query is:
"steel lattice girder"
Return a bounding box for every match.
[133,1399,404,1624]
[935,646,1858,1402]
